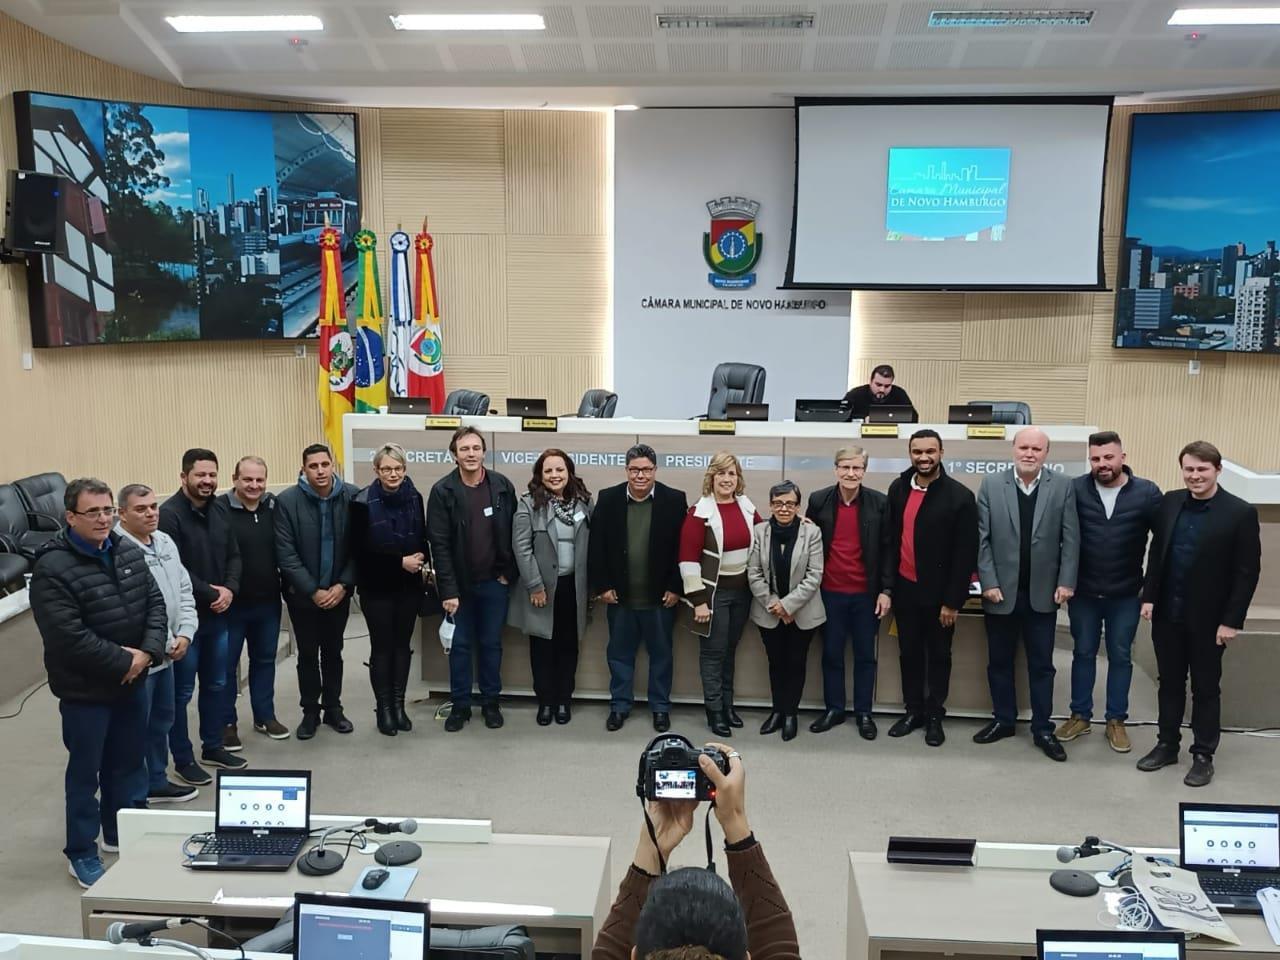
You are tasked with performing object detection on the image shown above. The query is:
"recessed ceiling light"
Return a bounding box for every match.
[389,14,546,31]
[165,15,323,33]
[1168,6,1280,24]
[615,104,640,111]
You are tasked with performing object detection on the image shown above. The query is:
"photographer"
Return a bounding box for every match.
[592,745,799,960]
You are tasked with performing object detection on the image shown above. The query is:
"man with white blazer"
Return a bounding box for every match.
[974,427,1080,761]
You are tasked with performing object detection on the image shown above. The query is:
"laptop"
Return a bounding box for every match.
[388,396,433,414]
[506,397,548,417]
[189,770,311,870]
[794,398,849,422]
[949,403,993,424]
[1037,930,1184,960]
[864,405,916,424]
[725,402,769,421]
[294,893,430,960]
[1180,801,1280,913]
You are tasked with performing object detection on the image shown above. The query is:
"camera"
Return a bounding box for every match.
[636,736,730,802]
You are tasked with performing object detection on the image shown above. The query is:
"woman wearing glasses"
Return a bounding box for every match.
[351,443,429,736]
[747,481,826,741]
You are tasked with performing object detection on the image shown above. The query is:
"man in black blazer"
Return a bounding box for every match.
[588,443,688,733]
[1137,440,1261,787]
[884,430,978,747]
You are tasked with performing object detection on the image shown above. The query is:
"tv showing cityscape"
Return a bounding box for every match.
[1114,108,1280,354]
[14,91,359,347]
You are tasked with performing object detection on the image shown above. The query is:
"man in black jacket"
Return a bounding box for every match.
[158,448,245,784]
[842,364,914,421]
[30,478,167,888]
[427,426,517,732]
[276,443,357,740]
[1137,440,1261,787]
[805,446,893,738]
[1057,432,1162,754]
[588,443,688,733]
[884,430,978,746]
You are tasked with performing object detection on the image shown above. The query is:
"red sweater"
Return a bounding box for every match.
[898,486,927,581]
[822,496,868,594]
[679,501,760,600]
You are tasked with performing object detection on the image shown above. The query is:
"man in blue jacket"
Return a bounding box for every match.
[1056,432,1162,754]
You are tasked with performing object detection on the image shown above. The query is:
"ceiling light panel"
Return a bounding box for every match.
[164,15,323,33]
[655,13,816,29]
[928,9,1095,27]
[1168,7,1280,24]
[389,14,546,31]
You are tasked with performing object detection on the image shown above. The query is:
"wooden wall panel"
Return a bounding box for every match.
[961,293,1092,365]
[430,235,508,358]
[509,354,610,416]
[506,235,610,355]
[956,362,1089,424]
[505,111,609,237]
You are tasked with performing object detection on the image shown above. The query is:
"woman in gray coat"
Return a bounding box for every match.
[747,480,826,742]
[510,448,593,726]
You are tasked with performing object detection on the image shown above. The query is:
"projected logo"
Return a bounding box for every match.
[885,147,1010,242]
[703,196,762,288]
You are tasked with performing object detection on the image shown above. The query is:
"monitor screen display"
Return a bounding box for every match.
[1040,936,1182,960]
[1181,806,1280,869]
[296,897,429,960]
[216,773,309,831]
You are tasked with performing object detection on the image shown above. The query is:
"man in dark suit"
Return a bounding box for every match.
[1137,440,1261,787]
[588,443,688,733]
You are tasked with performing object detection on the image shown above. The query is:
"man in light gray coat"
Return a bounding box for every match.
[974,427,1080,761]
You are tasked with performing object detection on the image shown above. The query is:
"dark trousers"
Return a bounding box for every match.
[363,588,421,702]
[700,587,751,712]
[606,604,675,714]
[819,590,879,714]
[170,613,229,764]
[530,575,579,706]
[287,596,351,714]
[1067,594,1140,721]
[895,601,955,719]
[144,666,176,793]
[224,601,282,727]
[449,579,509,707]
[60,682,149,861]
[984,591,1056,735]
[1153,619,1225,757]
[760,621,814,713]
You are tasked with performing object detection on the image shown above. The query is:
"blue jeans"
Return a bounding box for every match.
[819,590,880,714]
[449,579,509,707]
[170,613,230,764]
[60,682,148,860]
[144,666,176,793]
[224,601,282,726]
[1068,594,1140,721]
[606,604,676,714]
[985,591,1057,735]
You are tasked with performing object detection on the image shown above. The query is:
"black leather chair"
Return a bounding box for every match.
[969,400,1033,425]
[576,389,618,418]
[15,472,67,528]
[0,548,29,594]
[705,362,766,419]
[0,483,60,561]
[442,389,492,417]
[242,910,535,959]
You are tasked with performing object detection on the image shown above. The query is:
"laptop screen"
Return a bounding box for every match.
[1039,933,1183,960]
[295,895,430,960]
[1181,803,1280,871]
[216,771,310,832]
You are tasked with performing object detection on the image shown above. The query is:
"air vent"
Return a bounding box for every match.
[928,9,1094,27]
[656,13,816,29]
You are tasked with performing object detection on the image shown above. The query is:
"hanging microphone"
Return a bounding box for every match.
[107,919,190,943]
[364,817,418,835]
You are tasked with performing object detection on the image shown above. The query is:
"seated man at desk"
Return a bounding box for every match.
[843,365,914,420]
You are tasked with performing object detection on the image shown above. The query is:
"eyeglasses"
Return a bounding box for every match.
[770,500,799,510]
[377,465,406,475]
[626,466,655,476]
[73,507,117,519]
[837,465,867,474]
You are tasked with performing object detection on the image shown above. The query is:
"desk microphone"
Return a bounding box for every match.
[364,817,418,836]
[297,825,353,877]
[370,818,422,867]
[107,919,190,943]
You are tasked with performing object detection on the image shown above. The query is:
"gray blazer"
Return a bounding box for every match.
[746,521,827,631]
[508,493,592,640]
[977,468,1080,615]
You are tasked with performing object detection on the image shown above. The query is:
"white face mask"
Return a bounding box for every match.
[438,615,455,654]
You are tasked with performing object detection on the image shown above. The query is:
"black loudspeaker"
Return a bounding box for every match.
[4,170,64,254]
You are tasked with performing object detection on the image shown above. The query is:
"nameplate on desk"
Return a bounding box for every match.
[521,416,558,432]
[966,425,1006,439]
[860,423,898,438]
[699,420,736,435]
[886,835,976,866]
[424,416,462,430]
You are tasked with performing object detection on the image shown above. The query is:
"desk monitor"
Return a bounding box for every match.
[295,893,430,960]
[949,403,992,424]
[794,398,849,422]
[388,396,433,415]
[726,402,769,421]
[506,397,548,417]
[1037,930,1184,960]
[864,405,916,424]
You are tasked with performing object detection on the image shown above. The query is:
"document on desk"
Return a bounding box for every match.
[1259,887,1280,945]
[1132,857,1241,944]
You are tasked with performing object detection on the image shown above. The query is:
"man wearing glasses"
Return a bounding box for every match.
[588,444,688,733]
[30,478,167,888]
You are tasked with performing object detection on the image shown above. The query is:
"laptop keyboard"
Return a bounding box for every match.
[200,835,302,856]
[1202,874,1277,897]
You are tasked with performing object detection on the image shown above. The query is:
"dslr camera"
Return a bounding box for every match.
[636,735,731,802]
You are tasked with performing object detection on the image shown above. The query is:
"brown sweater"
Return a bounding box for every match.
[591,840,800,960]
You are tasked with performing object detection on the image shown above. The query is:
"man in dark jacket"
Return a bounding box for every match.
[30,478,167,888]
[275,443,357,740]
[842,364,914,420]
[158,448,245,784]
[1137,440,1261,787]
[884,430,978,747]
[1056,432,1162,754]
[588,443,688,734]
[427,426,517,732]
[805,446,893,738]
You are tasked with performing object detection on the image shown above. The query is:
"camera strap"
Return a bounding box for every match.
[639,798,718,875]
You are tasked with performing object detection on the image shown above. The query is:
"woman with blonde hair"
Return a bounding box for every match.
[678,451,762,736]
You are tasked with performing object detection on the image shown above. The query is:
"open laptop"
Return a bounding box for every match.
[294,893,430,960]
[388,396,433,414]
[726,402,769,421]
[1180,801,1280,913]
[506,397,548,417]
[188,770,311,871]
[794,398,849,422]
[864,405,916,424]
[1038,930,1184,960]
[949,403,993,424]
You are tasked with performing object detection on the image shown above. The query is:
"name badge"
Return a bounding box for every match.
[574,512,585,523]
[483,506,494,517]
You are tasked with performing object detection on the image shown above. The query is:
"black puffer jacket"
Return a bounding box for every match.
[30,530,167,703]
[1073,469,1162,598]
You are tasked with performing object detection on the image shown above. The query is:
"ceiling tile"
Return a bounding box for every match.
[818,3,889,36]
[667,41,735,72]
[448,44,518,72]
[376,43,446,72]
[1033,37,1112,69]
[742,40,804,72]
[541,5,581,38]
[1111,36,1188,68]
[1183,36,1271,68]
[959,39,1030,68]
[814,39,879,70]
[887,39,955,68]
[593,41,659,72]
[522,42,587,72]
[585,4,653,38]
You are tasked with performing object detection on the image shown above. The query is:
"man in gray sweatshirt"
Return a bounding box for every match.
[117,484,201,804]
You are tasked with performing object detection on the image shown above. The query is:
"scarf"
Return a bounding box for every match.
[551,496,579,527]
[769,516,800,598]
[367,475,423,554]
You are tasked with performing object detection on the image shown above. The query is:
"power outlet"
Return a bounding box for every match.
[295,343,307,359]
[1188,359,1201,376]
[20,351,33,370]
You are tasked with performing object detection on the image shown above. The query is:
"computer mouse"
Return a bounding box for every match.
[362,868,390,890]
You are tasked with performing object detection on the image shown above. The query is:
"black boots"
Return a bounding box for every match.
[392,646,412,732]
[706,707,732,737]
[371,650,397,736]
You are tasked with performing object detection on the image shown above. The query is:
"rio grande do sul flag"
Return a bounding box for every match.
[409,229,446,413]
[316,226,353,463]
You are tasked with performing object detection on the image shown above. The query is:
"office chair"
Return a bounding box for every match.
[0,483,60,560]
[576,389,618,418]
[704,362,766,419]
[242,909,536,959]
[0,548,29,594]
[442,389,492,417]
[14,472,67,527]
[969,400,1033,425]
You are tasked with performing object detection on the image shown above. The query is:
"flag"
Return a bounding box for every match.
[316,226,354,464]
[387,230,413,398]
[410,230,446,412]
[352,229,388,413]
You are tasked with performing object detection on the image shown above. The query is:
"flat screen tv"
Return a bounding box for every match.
[13,91,360,347]
[1114,108,1280,353]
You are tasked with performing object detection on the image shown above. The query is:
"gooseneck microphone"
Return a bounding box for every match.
[107,919,190,943]
[364,817,419,836]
